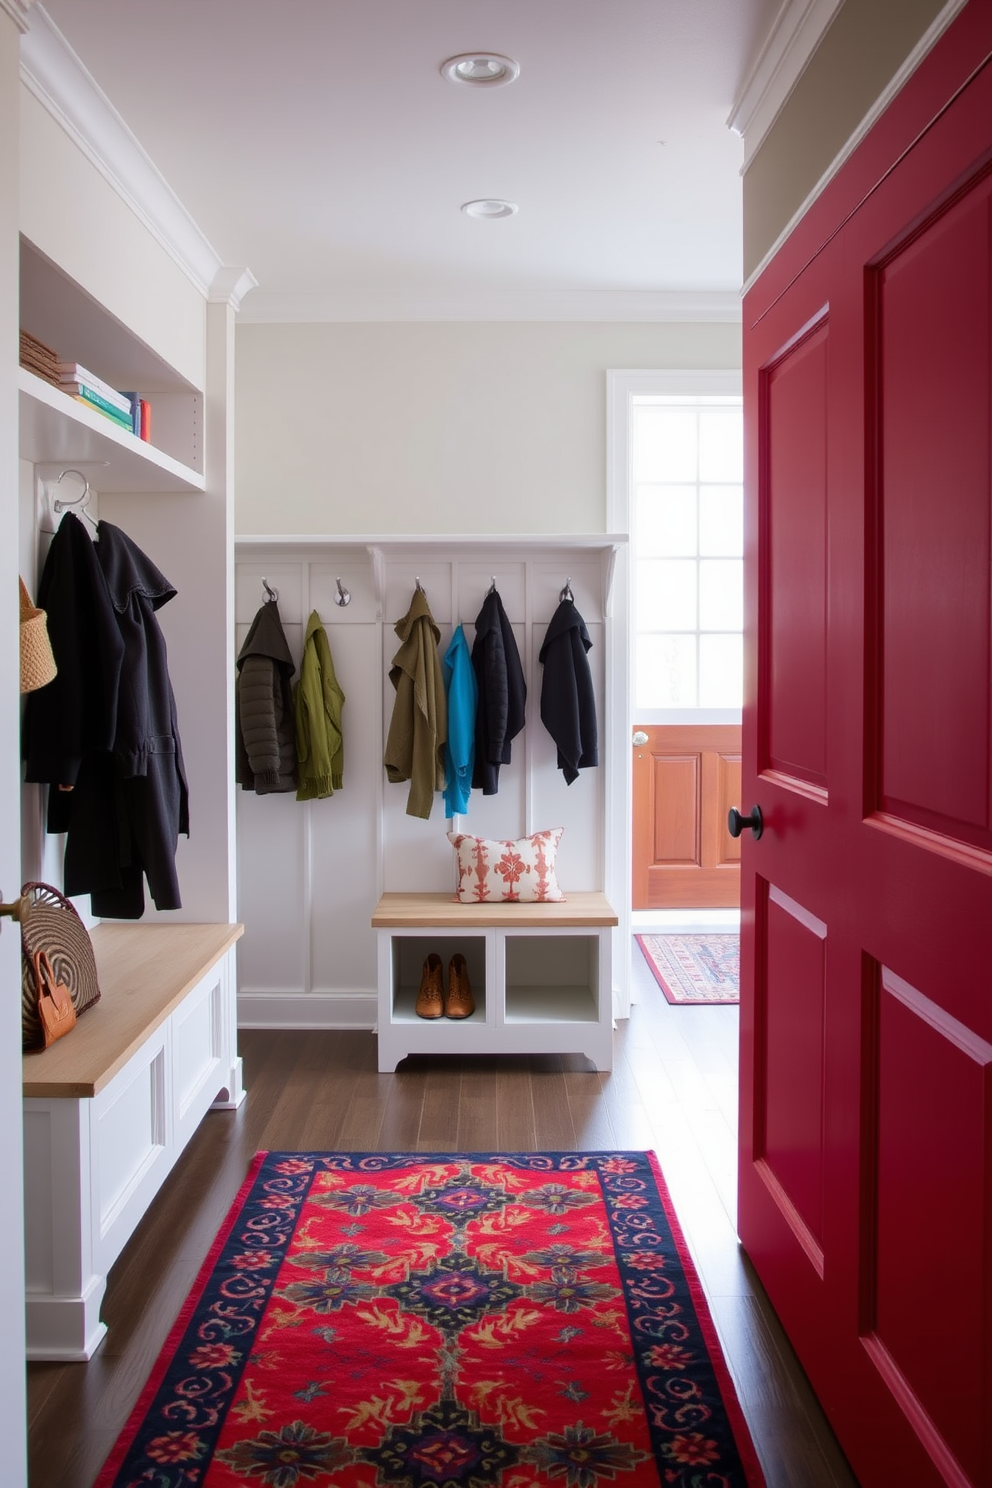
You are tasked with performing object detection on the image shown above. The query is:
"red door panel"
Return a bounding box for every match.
[762,316,829,792]
[873,174,992,844]
[757,886,827,1265]
[864,967,992,1487]
[740,10,992,1488]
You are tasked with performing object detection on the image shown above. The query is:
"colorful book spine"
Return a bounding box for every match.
[139,398,151,442]
[63,381,134,422]
[72,394,133,431]
[58,364,131,413]
[119,392,142,436]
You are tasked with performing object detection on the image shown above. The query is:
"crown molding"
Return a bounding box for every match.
[210,266,259,310]
[0,0,37,32]
[742,0,971,295]
[237,288,743,325]
[728,0,844,165]
[20,4,255,307]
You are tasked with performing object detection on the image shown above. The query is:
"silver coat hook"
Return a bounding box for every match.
[334,576,351,607]
[559,577,574,603]
[53,468,91,513]
[261,577,278,603]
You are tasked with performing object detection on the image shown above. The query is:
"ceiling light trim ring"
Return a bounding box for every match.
[441,53,520,88]
[461,199,518,220]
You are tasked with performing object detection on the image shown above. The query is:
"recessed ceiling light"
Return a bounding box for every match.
[441,53,520,88]
[461,199,518,219]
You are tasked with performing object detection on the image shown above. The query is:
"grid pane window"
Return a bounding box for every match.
[637,634,697,709]
[636,407,698,482]
[699,560,743,631]
[633,397,743,711]
[636,484,697,556]
[699,486,743,556]
[637,559,697,631]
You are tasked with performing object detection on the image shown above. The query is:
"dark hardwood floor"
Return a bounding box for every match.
[26,942,860,1487]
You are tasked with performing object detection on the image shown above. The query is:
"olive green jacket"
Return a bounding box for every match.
[293,610,345,800]
[383,587,447,819]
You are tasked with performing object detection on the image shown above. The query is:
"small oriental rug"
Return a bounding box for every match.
[636,935,740,1006]
[96,1151,764,1488]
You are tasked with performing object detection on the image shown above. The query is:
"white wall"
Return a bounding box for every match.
[235,321,741,536]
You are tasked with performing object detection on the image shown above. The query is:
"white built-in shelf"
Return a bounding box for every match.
[19,368,205,493]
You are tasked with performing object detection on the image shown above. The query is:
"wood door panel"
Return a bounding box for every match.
[865,968,992,1486]
[762,317,829,791]
[632,724,741,910]
[652,754,699,862]
[873,174,992,845]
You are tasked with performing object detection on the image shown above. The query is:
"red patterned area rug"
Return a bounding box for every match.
[635,936,740,1006]
[96,1151,764,1488]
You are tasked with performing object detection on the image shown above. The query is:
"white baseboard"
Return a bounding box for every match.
[237,988,377,1030]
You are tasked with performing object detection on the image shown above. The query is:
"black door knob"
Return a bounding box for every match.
[728,805,763,840]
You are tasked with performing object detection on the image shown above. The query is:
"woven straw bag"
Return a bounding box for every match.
[20,883,101,1050]
[19,577,57,694]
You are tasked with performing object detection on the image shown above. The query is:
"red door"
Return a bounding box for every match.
[739,9,992,1487]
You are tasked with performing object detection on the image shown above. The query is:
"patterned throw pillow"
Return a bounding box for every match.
[447,827,565,903]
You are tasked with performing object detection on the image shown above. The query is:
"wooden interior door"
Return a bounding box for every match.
[632,724,740,909]
[739,11,992,1488]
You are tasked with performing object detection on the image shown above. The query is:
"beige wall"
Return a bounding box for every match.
[19,87,205,388]
[743,0,948,279]
[235,320,741,536]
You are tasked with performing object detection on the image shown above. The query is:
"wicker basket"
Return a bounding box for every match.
[19,576,57,694]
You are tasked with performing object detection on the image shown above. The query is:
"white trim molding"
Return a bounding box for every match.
[209,266,259,311]
[0,0,37,32]
[605,368,744,1018]
[742,0,971,294]
[237,289,743,326]
[21,4,255,307]
[237,990,378,1031]
[728,0,844,165]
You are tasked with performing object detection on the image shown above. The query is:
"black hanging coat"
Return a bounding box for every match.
[23,511,124,795]
[235,600,298,794]
[23,516,189,918]
[470,588,526,795]
[539,598,598,785]
[88,522,190,918]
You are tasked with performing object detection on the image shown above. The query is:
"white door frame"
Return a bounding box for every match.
[606,368,743,1006]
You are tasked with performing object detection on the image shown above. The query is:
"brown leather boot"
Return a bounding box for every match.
[446,953,475,1019]
[415,953,444,1018]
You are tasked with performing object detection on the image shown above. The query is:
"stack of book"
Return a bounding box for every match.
[58,363,150,441]
[59,362,134,433]
[20,330,61,387]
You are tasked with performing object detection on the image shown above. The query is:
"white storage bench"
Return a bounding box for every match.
[372,892,617,1073]
[22,922,244,1361]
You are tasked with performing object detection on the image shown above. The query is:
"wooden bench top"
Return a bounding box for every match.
[23,922,243,1100]
[372,891,617,930]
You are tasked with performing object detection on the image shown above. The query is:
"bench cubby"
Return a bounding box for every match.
[372,892,616,1072]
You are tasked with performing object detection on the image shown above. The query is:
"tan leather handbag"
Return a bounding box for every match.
[32,950,77,1047]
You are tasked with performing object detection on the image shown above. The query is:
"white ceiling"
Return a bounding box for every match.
[35,0,783,320]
